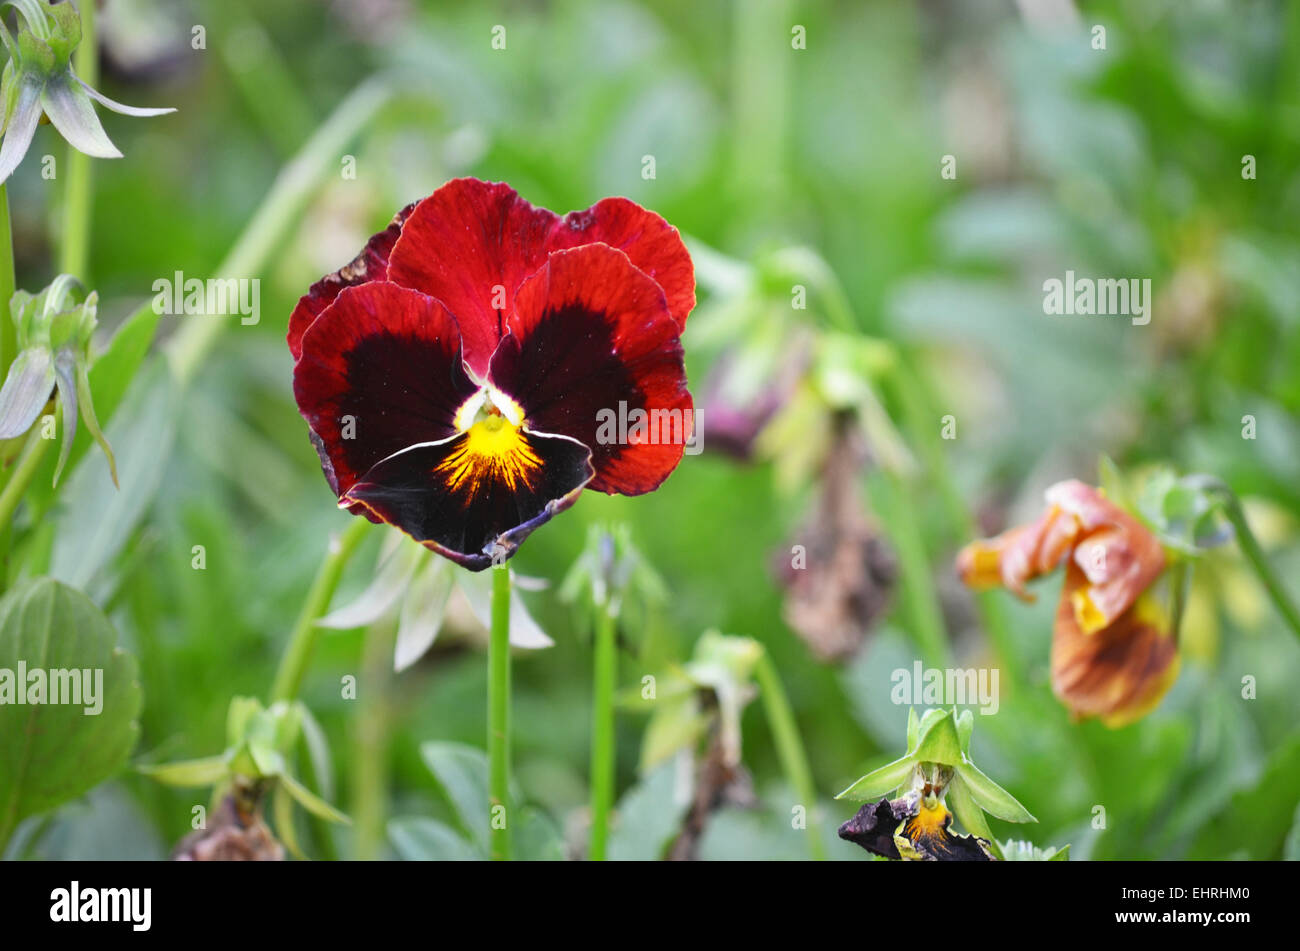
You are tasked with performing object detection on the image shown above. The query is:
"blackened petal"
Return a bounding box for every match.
[837,799,903,859]
[293,282,477,498]
[342,429,594,571]
[287,203,415,360]
[489,244,692,496]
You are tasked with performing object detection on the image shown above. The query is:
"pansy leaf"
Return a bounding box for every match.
[0,347,54,439]
[954,760,1035,823]
[40,70,121,159]
[272,783,304,860]
[137,755,230,788]
[835,754,916,801]
[279,772,349,825]
[388,816,480,861]
[0,579,141,830]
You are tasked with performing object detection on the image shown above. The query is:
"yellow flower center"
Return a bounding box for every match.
[435,414,541,493]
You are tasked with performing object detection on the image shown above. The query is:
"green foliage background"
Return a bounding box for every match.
[4,0,1298,860]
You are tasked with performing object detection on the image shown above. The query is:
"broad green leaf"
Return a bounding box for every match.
[0,578,141,834]
[608,759,689,861]
[955,760,1035,823]
[420,741,492,854]
[388,817,480,861]
[835,754,916,801]
[515,806,566,861]
[137,755,229,788]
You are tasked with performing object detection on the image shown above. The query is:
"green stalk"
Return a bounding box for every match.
[0,428,48,529]
[1197,481,1300,642]
[270,517,371,703]
[167,77,391,387]
[488,564,512,860]
[352,617,395,860]
[0,184,15,376]
[754,650,825,860]
[59,0,95,280]
[588,603,616,860]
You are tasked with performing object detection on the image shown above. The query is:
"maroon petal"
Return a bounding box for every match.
[343,426,594,571]
[293,282,477,499]
[488,243,692,496]
[287,203,416,361]
[385,178,695,377]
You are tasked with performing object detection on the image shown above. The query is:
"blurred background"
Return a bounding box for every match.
[6,0,1299,860]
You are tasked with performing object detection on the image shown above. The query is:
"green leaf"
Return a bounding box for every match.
[515,806,566,861]
[388,817,480,861]
[835,754,916,801]
[50,362,178,592]
[608,760,689,861]
[278,772,349,825]
[137,755,229,788]
[955,760,1035,823]
[420,741,494,854]
[0,578,141,836]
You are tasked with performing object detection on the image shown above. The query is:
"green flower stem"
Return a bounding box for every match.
[166,77,391,388]
[488,564,512,860]
[754,650,825,860]
[0,184,15,377]
[270,517,372,703]
[588,602,616,860]
[352,617,395,860]
[0,428,49,530]
[59,0,95,281]
[1203,482,1300,642]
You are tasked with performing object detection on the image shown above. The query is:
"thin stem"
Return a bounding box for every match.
[754,650,825,860]
[352,617,395,860]
[166,77,391,388]
[588,602,616,860]
[488,564,512,860]
[59,0,95,280]
[0,184,15,376]
[270,517,371,703]
[1211,486,1300,642]
[0,428,49,529]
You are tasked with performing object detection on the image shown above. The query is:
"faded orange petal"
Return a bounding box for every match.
[1048,480,1165,631]
[956,505,1078,600]
[1051,564,1179,725]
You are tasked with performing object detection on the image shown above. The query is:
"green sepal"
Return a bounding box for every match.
[835,754,916,801]
[954,759,1036,823]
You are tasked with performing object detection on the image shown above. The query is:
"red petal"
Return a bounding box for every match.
[293,282,477,499]
[489,244,692,496]
[287,203,416,361]
[386,178,695,377]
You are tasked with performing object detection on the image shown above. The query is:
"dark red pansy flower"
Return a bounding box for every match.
[290,178,695,570]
